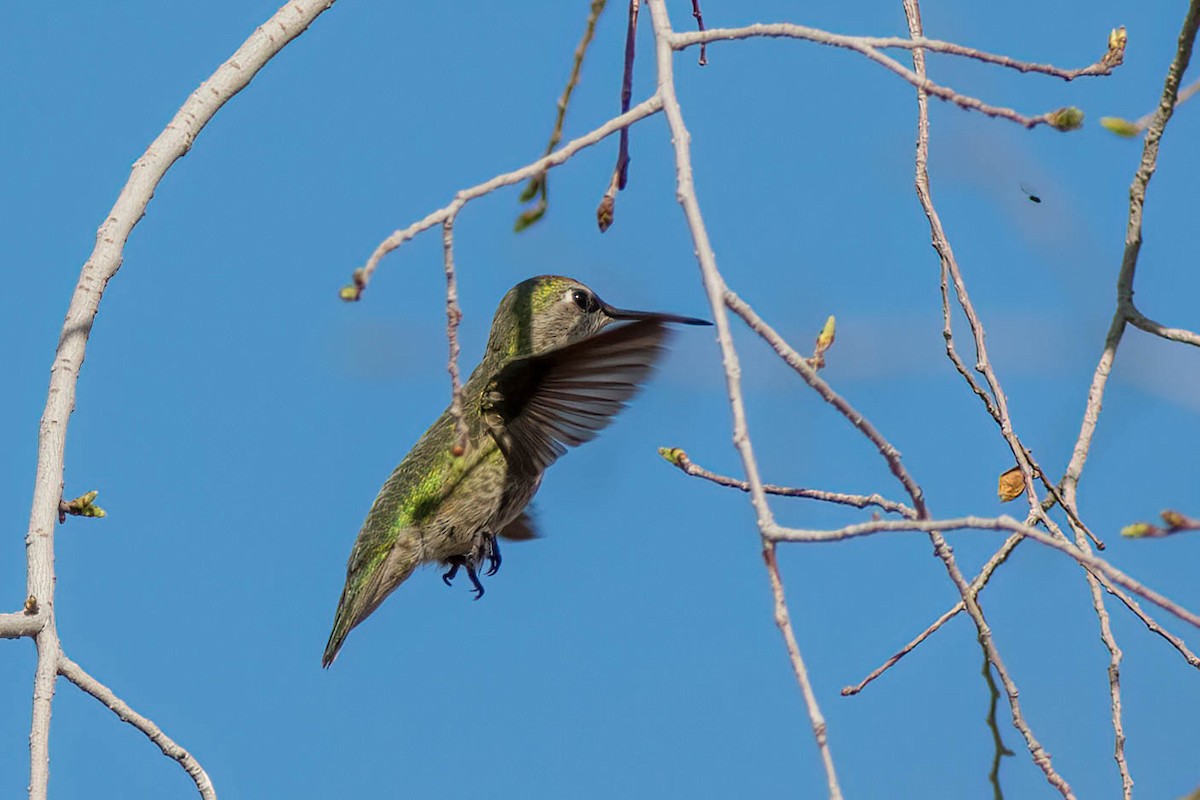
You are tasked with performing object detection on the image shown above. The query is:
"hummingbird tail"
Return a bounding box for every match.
[322,603,354,668]
[322,551,419,668]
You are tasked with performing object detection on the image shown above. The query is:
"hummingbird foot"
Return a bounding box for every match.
[441,557,463,587]
[441,555,487,600]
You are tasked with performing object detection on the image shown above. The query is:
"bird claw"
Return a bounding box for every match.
[484,533,501,577]
[468,564,485,601]
[442,554,486,600]
[442,556,463,586]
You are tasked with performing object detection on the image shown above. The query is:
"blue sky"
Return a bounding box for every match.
[2,1,1198,798]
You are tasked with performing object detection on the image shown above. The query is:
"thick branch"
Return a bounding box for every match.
[0,612,44,639]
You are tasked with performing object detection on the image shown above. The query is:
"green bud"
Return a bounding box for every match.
[1048,107,1085,132]
[1100,117,1140,138]
[657,447,687,467]
[1120,522,1156,539]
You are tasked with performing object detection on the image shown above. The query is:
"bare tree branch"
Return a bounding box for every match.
[669,23,1116,128]
[58,656,216,800]
[0,611,43,640]
[346,95,663,299]
[1126,307,1200,347]
[1103,75,1200,136]
[15,2,337,797]
[645,1,843,795]
[659,447,916,518]
[843,532,1024,696]
[327,2,1197,796]
[770,514,1200,631]
[671,25,1121,81]
[441,218,467,453]
[1063,0,1200,502]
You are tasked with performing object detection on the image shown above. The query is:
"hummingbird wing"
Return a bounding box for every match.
[497,509,539,541]
[483,319,671,474]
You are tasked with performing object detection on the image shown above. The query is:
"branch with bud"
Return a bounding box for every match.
[1122,510,1200,539]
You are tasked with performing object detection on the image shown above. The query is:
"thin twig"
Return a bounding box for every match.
[58,655,215,800]
[598,0,639,232]
[515,0,607,231]
[670,24,1116,128]
[670,25,1120,81]
[689,0,707,65]
[645,2,842,796]
[1134,75,1200,129]
[723,290,927,512]
[442,218,467,453]
[1122,509,1200,539]
[764,544,834,783]
[851,520,1200,695]
[900,4,1071,793]
[1087,563,1132,798]
[660,447,916,518]
[842,531,1024,696]
[981,640,1015,799]
[939,260,998,418]
[349,94,663,296]
[1126,307,1200,347]
[769,514,1200,631]
[1106,75,1200,135]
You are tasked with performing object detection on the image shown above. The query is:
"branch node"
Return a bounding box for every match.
[809,315,836,369]
[1103,25,1128,68]
[59,490,106,523]
[339,268,366,302]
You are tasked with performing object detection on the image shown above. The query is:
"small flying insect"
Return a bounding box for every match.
[1020,182,1042,204]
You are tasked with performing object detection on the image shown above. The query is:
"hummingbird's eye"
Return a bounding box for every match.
[570,289,597,313]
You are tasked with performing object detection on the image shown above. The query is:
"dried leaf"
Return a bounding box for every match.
[997,466,1025,502]
[597,195,615,232]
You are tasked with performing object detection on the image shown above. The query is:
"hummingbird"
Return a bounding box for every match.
[322,275,709,666]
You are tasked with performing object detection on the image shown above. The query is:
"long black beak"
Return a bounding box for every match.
[601,301,711,327]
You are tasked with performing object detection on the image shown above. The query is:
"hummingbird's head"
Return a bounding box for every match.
[485,275,708,359]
